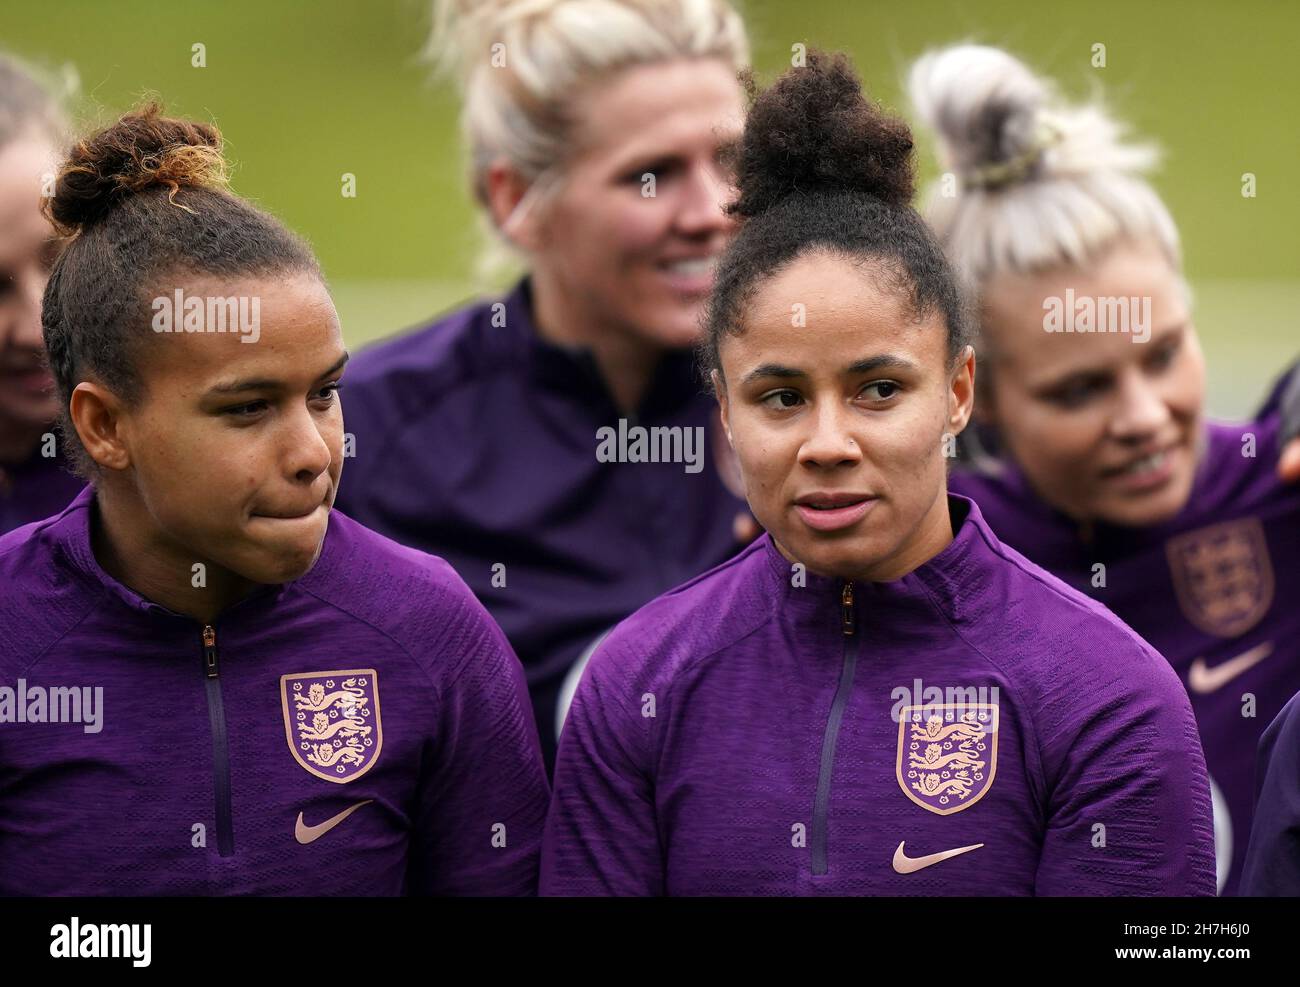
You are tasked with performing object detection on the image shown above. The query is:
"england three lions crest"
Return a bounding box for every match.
[896,703,998,815]
[1166,518,1274,638]
[281,670,382,783]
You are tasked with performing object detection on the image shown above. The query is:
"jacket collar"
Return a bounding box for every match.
[760,493,993,628]
[52,484,293,624]
[506,277,703,420]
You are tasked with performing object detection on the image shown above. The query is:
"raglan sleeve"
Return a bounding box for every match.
[1239,690,1300,895]
[540,636,663,896]
[406,590,550,896]
[1032,637,1217,896]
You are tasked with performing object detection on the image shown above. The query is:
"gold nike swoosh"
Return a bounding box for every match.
[294,800,373,845]
[892,840,984,874]
[1187,642,1273,695]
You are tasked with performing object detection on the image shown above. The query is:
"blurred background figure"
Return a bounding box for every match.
[0,54,83,533]
[335,0,756,772]
[910,43,1300,895]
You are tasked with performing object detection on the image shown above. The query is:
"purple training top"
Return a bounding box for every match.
[542,496,1215,896]
[0,442,84,536]
[951,409,1300,896]
[0,485,549,895]
[335,278,752,771]
[1239,688,1300,894]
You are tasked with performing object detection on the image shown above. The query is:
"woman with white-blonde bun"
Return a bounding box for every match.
[336,0,756,772]
[910,42,1300,895]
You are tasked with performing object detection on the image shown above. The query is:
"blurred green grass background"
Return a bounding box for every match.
[4,0,1295,416]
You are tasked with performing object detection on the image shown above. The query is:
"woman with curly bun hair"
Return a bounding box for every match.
[909,43,1300,895]
[541,51,1214,896]
[0,104,548,895]
[335,0,755,772]
[0,53,84,534]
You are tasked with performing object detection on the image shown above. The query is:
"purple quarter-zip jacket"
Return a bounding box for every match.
[0,485,549,895]
[334,279,752,771]
[0,442,84,536]
[541,496,1216,896]
[951,410,1300,896]
[1239,688,1300,895]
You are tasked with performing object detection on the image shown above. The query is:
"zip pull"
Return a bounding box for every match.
[841,582,855,636]
[202,624,219,679]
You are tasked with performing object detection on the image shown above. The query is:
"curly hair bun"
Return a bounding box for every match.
[47,101,229,234]
[731,49,915,218]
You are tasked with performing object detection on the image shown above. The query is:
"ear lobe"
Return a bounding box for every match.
[949,345,977,434]
[711,369,734,445]
[69,381,132,472]
[484,160,542,252]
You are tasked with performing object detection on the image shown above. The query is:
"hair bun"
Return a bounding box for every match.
[908,43,1160,195]
[731,49,914,218]
[47,101,228,233]
[907,44,1049,187]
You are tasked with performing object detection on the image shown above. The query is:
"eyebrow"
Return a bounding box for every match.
[610,127,741,175]
[1035,322,1189,390]
[740,354,919,385]
[206,350,350,395]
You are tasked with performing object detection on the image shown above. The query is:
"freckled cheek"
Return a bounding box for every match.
[132,407,207,484]
[868,433,939,487]
[726,435,783,518]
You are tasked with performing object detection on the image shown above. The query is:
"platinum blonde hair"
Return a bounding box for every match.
[429,0,749,276]
[0,52,76,150]
[907,43,1182,297]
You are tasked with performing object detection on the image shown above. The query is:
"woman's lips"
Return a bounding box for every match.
[250,501,328,523]
[2,365,55,395]
[657,255,718,295]
[1100,444,1181,494]
[794,497,878,532]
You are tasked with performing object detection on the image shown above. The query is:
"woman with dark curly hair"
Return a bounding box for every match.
[540,51,1215,897]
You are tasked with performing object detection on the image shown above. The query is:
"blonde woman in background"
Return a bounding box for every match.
[911,43,1300,895]
[335,0,755,772]
[0,54,84,533]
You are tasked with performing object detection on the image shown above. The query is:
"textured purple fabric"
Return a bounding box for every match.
[0,485,549,895]
[0,444,84,536]
[541,496,1215,896]
[952,413,1300,896]
[334,278,752,770]
[1239,689,1300,895]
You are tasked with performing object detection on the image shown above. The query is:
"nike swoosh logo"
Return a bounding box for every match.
[892,840,984,874]
[295,800,373,845]
[1187,642,1273,694]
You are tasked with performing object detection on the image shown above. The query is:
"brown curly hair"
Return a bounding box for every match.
[703,50,970,378]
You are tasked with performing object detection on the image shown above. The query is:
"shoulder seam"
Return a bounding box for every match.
[296,583,445,703]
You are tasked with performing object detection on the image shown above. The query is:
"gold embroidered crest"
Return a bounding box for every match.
[281,669,382,784]
[896,703,998,815]
[1166,518,1274,638]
